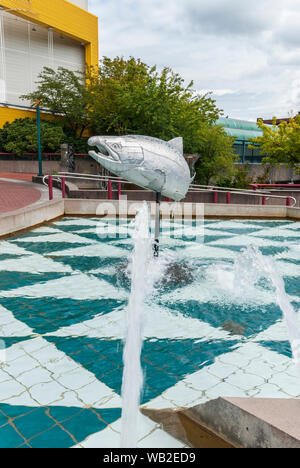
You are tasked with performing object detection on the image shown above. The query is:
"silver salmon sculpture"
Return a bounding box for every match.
[88,135,192,201]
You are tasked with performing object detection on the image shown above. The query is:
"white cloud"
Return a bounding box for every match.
[89,0,300,120]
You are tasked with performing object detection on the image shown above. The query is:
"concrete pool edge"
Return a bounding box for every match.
[142,397,300,448]
[0,199,300,238]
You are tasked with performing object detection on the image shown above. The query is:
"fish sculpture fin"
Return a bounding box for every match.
[168,137,183,155]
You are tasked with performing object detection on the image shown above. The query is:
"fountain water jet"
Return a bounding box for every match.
[120,202,152,448]
[234,245,300,375]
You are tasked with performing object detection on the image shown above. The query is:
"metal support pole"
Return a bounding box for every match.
[154,192,161,258]
[286,197,291,207]
[118,182,121,200]
[108,180,112,200]
[262,196,266,206]
[61,177,66,199]
[242,141,246,164]
[48,175,53,201]
[213,190,218,204]
[36,103,43,177]
[226,192,231,204]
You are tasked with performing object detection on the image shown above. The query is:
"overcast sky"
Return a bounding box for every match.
[89,0,300,121]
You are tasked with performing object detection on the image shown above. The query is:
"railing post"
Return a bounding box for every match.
[48,175,53,201]
[108,180,112,200]
[262,196,266,206]
[226,192,231,204]
[118,182,121,200]
[61,177,66,199]
[213,190,218,204]
[286,197,291,207]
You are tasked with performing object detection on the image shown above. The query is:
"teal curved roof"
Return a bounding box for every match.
[216,117,263,141]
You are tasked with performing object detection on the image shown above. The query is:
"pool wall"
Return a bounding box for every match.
[0,198,300,239]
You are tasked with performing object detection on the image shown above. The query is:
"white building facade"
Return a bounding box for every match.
[0,4,87,105]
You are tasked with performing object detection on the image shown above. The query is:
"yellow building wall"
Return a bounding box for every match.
[0,107,56,128]
[0,0,98,66]
[0,0,99,126]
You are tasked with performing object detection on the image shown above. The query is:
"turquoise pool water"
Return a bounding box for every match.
[0,218,299,448]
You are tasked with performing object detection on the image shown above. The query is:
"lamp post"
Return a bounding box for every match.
[35,100,43,177]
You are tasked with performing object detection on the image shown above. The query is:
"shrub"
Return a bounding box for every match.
[3,118,66,156]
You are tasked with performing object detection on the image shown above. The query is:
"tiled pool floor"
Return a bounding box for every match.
[0,218,299,447]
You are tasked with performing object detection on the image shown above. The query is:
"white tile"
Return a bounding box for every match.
[184,370,221,391]
[57,369,95,390]
[205,382,247,400]
[76,380,117,406]
[0,369,10,383]
[20,337,51,354]
[79,426,120,448]
[1,274,127,301]
[31,344,67,366]
[47,390,84,407]
[206,361,237,380]
[158,381,200,407]
[1,322,33,337]
[110,413,157,439]
[224,371,265,391]
[29,381,66,405]
[48,358,80,378]
[13,232,95,245]
[250,383,291,399]
[93,393,122,409]
[16,367,52,387]
[3,391,39,407]
[0,254,72,274]
[0,380,26,400]
[141,395,178,410]
[138,428,185,448]
[4,354,38,376]
[243,360,274,380]
[268,373,300,397]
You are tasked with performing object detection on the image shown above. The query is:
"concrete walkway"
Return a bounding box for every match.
[0,172,35,182]
[0,174,62,215]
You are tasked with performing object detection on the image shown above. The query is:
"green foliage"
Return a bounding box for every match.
[217,164,254,189]
[250,116,300,172]
[2,118,65,156]
[21,67,93,138]
[0,124,8,152]
[88,57,221,153]
[18,57,236,175]
[194,125,237,185]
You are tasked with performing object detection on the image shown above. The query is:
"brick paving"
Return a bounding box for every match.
[0,172,35,182]
[0,179,41,214]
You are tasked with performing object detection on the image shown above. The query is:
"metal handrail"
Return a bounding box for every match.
[58,172,136,185]
[189,187,297,207]
[42,175,66,200]
[46,172,298,207]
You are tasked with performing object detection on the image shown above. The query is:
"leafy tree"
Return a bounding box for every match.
[3,118,65,156]
[89,57,221,153]
[0,124,8,152]
[194,124,237,185]
[251,116,300,172]
[21,67,93,138]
